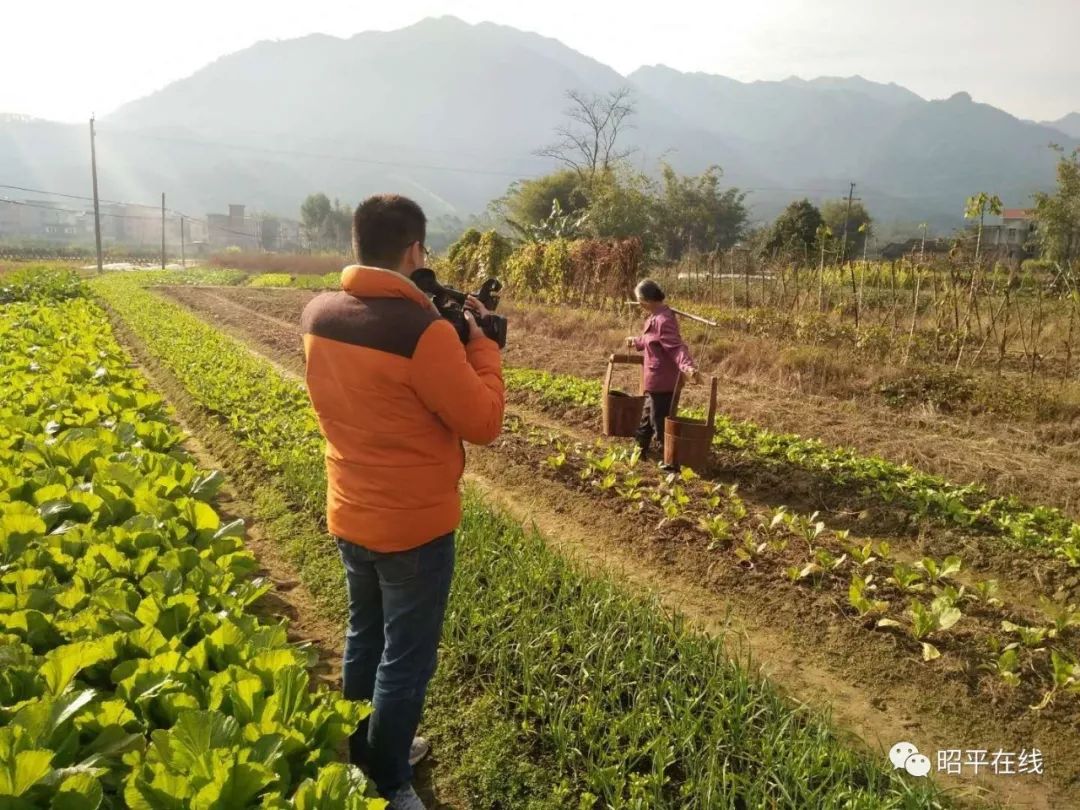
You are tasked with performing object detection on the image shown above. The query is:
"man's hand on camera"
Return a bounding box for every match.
[465,295,491,320]
[464,309,485,342]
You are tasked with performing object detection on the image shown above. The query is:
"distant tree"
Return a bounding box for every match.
[494,162,746,260]
[508,198,591,243]
[653,163,747,260]
[581,168,657,246]
[497,170,589,235]
[963,191,1003,262]
[741,225,770,257]
[821,199,872,262]
[762,199,825,263]
[301,193,332,246]
[329,201,352,252]
[1032,147,1080,264]
[300,193,351,253]
[536,88,637,180]
[494,166,652,246]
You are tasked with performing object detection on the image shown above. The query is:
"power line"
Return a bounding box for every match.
[0,197,162,221]
[0,182,159,209]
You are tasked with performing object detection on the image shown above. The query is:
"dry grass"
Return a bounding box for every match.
[507,300,1080,422]
[209,252,350,275]
[650,258,1080,382]
[499,299,1080,517]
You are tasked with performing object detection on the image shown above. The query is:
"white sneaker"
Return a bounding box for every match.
[387,785,427,810]
[408,736,430,767]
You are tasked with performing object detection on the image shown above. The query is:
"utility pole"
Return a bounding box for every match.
[89,116,103,272]
[919,223,928,262]
[161,193,166,269]
[839,181,856,265]
[180,215,186,269]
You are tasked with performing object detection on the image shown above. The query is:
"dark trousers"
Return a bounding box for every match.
[634,391,674,458]
[336,532,455,795]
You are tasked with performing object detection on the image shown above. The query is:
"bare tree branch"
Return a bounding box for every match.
[534,88,637,179]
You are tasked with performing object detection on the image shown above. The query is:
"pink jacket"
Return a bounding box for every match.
[632,305,696,393]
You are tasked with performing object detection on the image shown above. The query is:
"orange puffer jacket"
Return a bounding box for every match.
[301,265,504,552]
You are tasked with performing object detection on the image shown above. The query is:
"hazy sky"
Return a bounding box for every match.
[5,0,1077,123]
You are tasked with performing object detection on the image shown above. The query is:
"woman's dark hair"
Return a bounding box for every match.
[352,194,426,268]
[634,278,665,303]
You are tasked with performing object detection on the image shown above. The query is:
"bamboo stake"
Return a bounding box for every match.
[903,270,923,366]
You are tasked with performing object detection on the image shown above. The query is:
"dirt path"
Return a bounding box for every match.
[148,283,1080,809]
[462,457,1067,809]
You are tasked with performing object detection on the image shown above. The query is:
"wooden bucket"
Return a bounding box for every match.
[664,375,718,471]
[601,353,645,437]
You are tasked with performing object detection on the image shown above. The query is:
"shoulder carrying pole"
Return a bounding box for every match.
[623,301,718,327]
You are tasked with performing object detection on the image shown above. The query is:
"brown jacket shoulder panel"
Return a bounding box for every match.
[301,291,439,359]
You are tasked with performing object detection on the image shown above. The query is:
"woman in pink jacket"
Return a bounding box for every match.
[625,279,698,469]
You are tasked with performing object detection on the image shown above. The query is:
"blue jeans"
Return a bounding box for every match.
[335,532,455,795]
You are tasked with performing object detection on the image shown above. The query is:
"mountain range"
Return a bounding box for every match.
[1,16,1076,234]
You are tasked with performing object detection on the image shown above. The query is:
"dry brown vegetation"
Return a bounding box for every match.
[208,251,349,275]
[650,256,1080,382]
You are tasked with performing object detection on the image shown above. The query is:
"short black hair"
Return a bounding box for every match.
[352,194,426,268]
[635,278,665,302]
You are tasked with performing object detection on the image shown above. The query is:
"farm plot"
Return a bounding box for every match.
[94,274,1080,807]
[152,283,1080,582]
[179,256,1080,520]
[89,272,953,808]
[0,274,383,809]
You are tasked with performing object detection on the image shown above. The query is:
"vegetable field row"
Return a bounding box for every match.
[0,282,383,807]
[92,274,947,807]
[497,416,1080,708]
[504,368,1080,566]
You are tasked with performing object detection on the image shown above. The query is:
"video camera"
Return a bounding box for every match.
[411,268,508,349]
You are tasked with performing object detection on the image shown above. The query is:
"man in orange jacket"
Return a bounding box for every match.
[301,194,504,810]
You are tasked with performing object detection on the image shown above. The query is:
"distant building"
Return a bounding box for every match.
[207,204,260,251]
[0,198,207,251]
[0,199,85,243]
[205,204,301,252]
[276,218,302,251]
[880,237,950,260]
[981,208,1037,258]
[101,203,161,247]
[254,215,303,252]
[2,197,291,255]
